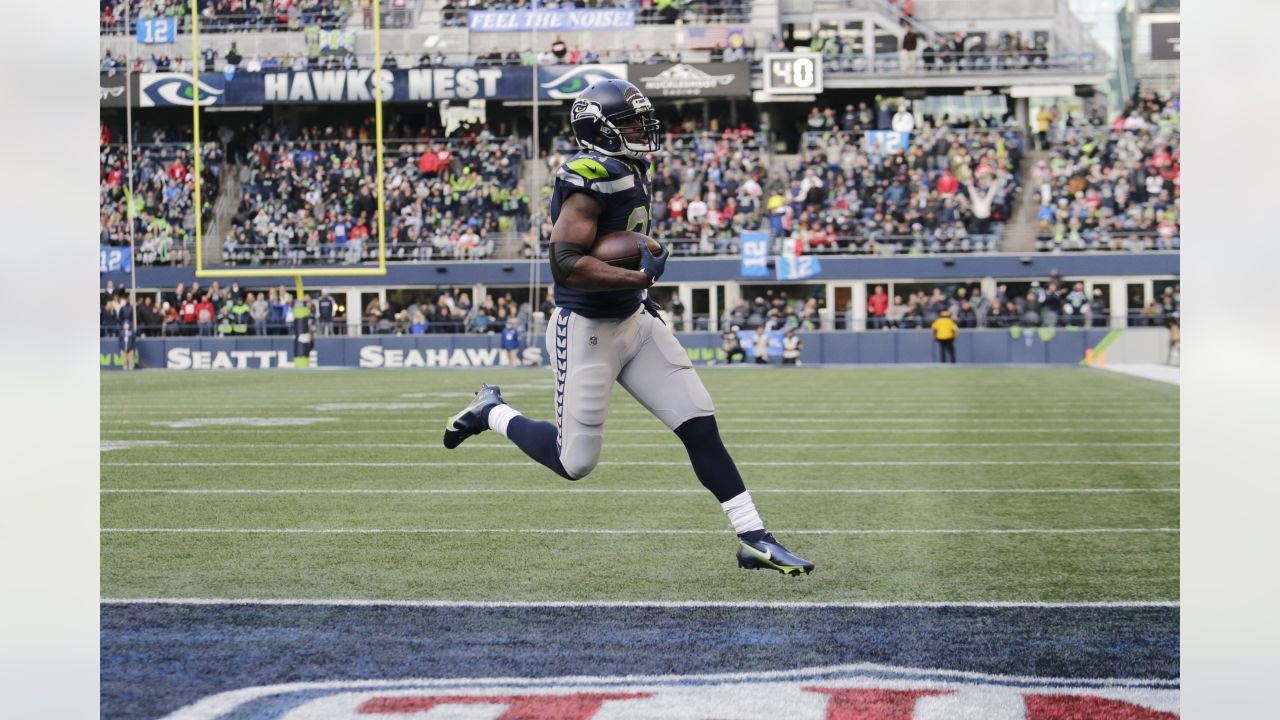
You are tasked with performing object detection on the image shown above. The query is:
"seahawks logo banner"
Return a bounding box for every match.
[118,69,541,106]
[539,65,628,100]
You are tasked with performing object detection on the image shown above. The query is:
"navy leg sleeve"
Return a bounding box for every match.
[506,415,573,481]
[674,414,747,503]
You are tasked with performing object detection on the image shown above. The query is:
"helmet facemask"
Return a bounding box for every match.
[606,108,662,159]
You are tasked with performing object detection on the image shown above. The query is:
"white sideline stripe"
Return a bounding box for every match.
[100,598,1180,609]
[96,441,1180,450]
[102,527,1179,536]
[100,487,1181,496]
[102,460,1179,468]
[98,428,1181,435]
[100,408,1180,416]
[110,418,1179,426]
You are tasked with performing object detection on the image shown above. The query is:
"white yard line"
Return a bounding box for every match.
[99,597,1179,609]
[102,415,1177,420]
[101,527,1179,535]
[101,460,1178,468]
[99,407,1180,416]
[97,428,1181,435]
[97,441,1180,450]
[100,487,1180,495]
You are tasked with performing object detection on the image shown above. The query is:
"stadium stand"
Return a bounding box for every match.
[439,0,752,28]
[1033,92,1179,252]
[100,141,222,266]
[224,123,527,265]
[99,0,352,35]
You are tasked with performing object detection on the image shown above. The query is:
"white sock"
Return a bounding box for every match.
[486,404,522,438]
[721,491,765,535]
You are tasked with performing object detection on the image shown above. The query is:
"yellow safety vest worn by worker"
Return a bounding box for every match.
[932,317,958,341]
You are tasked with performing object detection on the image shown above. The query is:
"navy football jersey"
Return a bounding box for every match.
[549,151,653,319]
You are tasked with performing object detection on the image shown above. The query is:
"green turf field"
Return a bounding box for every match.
[101,367,1179,603]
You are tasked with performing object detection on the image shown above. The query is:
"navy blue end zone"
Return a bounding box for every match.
[101,603,1178,719]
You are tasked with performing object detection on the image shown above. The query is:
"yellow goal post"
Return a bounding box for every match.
[189,0,389,280]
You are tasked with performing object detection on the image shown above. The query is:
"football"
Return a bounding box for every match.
[589,231,664,270]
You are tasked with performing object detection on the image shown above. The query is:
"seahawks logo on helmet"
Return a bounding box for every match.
[571,99,604,124]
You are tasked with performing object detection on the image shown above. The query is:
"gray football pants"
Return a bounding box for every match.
[546,305,715,479]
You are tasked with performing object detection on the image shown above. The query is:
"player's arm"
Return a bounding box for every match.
[550,192,652,291]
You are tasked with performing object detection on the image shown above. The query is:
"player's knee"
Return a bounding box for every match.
[560,436,602,480]
[561,447,600,480]
[562,456,598,480]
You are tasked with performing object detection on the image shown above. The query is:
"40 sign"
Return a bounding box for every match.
[161,664,1178,719]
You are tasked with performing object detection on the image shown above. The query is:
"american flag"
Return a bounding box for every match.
[687,26,746,50]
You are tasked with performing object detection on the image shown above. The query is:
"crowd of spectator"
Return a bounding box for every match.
[779,113,1021,254]
[99,136,221,266]
[538,106,1019,257]
[100,0,351,35]
[471,37,752,67]
[1033,91,1180,252]
[100,281,544,337]
[861,282,1103,330]
[719,290,825,333]
[440,0,750,28]
[364,288,535,334]
[799,26,1082,75]
[224,120,528,265]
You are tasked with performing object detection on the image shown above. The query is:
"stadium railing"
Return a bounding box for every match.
[1034,228,1179,253]
[820,51,1104,75]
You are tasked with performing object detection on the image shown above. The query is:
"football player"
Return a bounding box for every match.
[443,79,813,576]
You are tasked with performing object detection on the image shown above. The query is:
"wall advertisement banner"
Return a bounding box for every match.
[538,64,628,99]
[101,329,1161,370]
[634,63,749,98]
[467,9,636,32]
[99,71,137,107]
[1150,23,1180,61]
[138,72,227,107]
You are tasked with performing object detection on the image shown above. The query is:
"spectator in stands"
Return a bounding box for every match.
[316,292,336,335]
[722,326,746,364]
[892,105,915,133]
[867,285,889,329]
[781,328,803,366]
[900,23,920,71]
[195,293,215,336]
[550,38,568,63]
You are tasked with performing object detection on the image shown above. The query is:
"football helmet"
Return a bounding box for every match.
[569,79,662,160]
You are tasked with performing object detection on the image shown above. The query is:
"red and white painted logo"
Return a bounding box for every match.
[164,664,1179,719]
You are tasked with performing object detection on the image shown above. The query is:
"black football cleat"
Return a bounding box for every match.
[737,531,815,576]
[443,384,505,449]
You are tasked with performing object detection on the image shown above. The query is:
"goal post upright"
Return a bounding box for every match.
[190,0,389,281]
